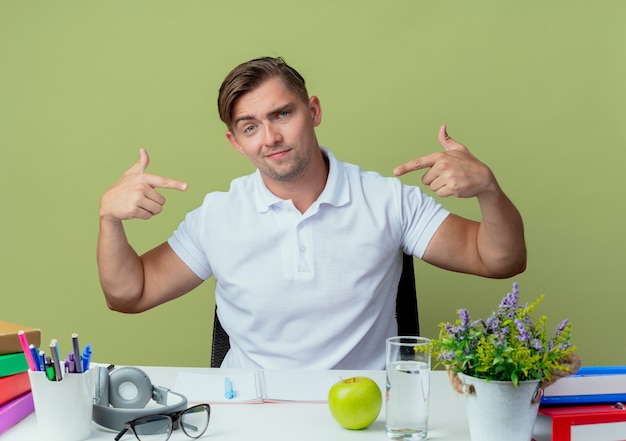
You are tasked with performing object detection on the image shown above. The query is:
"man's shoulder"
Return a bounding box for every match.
[340,159,401,189]
[191,173,258,212]
[327,149,395,183]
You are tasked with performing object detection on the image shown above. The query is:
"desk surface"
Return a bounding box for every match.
[3,366,471,441]
[0,365,590,441]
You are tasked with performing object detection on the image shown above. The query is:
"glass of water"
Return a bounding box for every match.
[385,336,431,440]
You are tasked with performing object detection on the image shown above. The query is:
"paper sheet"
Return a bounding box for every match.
[175,371,262,403]
[174,370,353,404]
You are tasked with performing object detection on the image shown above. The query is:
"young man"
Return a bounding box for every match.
[97,57,526,369]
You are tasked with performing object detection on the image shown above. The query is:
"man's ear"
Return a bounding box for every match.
[309,96,322,127]
[225,130,244,155]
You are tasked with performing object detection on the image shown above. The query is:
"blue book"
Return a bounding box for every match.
[541,366,626,406]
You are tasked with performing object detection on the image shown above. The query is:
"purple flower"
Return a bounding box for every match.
[445,323,461,337]
[554,319,569,337]
[486,314,500,333]
[459,309,470,331]
[523,312,533,326]
[499,293,516,310]
[515,319,530,343]
[491,325,510,346]
[438,352,454,361]
[499,283,520,319]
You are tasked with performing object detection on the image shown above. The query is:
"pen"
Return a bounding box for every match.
[224,377,235,399]
[17,330,37,371]
[50,341,63,381]
[51,339,61,364]
[28,344,41,371]
[72,333,83,373]
[45,357,56,381]
[82,344,92,372]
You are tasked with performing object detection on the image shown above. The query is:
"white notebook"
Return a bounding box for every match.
[174,369,383,404]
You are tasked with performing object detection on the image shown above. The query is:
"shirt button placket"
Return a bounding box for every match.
[296,221,312,274]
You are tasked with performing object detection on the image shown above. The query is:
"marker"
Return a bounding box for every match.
[45,357,56,381]
[50,341,63,381]
[224,377,235,399]
[72,333,83,373]
[65,351,76,374]
[81,344,92,372]
[38,350,46,372]
[17,331,37,371]
[29,344,41,371]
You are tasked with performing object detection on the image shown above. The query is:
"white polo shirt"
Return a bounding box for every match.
[168,148,449,369]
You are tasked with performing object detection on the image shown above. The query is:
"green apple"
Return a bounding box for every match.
[327,376,382,430]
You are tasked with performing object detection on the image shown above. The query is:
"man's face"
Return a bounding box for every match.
[225,77,322,183]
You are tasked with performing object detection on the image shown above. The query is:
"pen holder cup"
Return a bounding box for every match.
[28,368,96,441]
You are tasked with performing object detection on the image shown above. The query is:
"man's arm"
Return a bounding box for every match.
[393,125,526,278]
[97,148,202,313]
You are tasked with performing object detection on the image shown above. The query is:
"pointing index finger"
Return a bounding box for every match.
[393,153,438,176]
[393,125,468,176]
[125,149,188,191]
[144,173,188,191]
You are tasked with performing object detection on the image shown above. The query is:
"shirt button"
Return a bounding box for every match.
[300,246,306,253]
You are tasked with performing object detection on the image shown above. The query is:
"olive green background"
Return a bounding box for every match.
[1,1,624,368]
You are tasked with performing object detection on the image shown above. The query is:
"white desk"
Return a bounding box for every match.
[2,366,471,441]
[2,366,614,441]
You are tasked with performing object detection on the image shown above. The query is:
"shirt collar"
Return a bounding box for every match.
[253,147,350,212]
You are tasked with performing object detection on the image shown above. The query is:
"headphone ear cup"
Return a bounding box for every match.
[95,366,110,407]
[108,367,153,409]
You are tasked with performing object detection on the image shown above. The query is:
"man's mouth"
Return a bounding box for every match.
[265,149,291,160]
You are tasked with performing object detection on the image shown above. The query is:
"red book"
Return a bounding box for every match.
[0,372,31,407]
[537,404,626,441]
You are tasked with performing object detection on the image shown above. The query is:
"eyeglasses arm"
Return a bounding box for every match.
[114,427,129,441]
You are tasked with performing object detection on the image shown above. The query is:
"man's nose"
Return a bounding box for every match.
[263,123,283,146]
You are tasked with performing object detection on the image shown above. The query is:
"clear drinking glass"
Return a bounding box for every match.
[385,336,431,440]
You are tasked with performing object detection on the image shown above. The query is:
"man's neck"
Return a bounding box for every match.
[263,148,329,214]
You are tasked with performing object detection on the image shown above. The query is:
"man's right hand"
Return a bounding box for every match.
[99,148,188,222]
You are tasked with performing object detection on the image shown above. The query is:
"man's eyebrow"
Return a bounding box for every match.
[270,103,293,115]
[233,114,254,125]
[233,103,294,126]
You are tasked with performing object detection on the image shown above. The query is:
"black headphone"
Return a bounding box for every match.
[92,365,188,431]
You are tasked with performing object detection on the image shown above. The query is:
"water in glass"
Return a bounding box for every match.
[386,360,430,440]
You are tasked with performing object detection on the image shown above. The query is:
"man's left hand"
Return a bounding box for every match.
[393,125,498,198]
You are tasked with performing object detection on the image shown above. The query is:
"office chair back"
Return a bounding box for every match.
[210,252,420,367]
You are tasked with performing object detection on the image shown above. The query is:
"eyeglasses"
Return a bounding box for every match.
[114,404,211,441]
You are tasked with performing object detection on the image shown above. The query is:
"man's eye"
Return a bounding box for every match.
[278,110,290,118]
[243,125,256,133]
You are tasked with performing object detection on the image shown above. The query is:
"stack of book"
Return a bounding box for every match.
[0,321,41,436]
[535,366,626,441]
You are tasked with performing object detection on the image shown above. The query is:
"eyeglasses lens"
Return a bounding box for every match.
[132,415,172,441]
[180,405,210,438]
